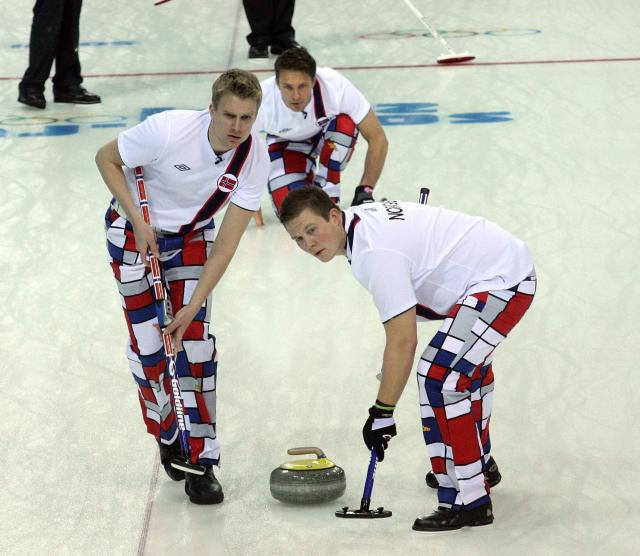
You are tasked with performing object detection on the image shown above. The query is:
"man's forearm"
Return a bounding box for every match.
[186,204,253,309]
[95,142,144,227]
[359,134,388,188]
[377,341,416,406]
[377,308,418,405]
[187,241,236,310]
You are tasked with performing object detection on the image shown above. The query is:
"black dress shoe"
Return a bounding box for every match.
[425,456,502,489]
[18,89,46,109]
[248,44,269,58]
[54,86,101,104]
[185,466,224,504]
[270,41,301,55]
[413,501,494,532]
[158,440,185,481]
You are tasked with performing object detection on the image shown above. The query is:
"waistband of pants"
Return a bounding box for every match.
[108,198,214,238]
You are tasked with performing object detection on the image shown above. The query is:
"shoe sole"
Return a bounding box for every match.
[412,523,463,532]
[186,490,224,505]
[412,517,494,532]
[54,99,101,104]
[18,100,45,109]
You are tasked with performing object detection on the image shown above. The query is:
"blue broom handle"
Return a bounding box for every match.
[360,448,378,510]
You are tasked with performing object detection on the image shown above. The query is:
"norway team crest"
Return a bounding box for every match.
[217,173,238,193]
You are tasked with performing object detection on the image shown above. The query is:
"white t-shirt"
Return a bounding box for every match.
[118,109,269,233]
[344,201,535,323]
[254,67,371,141]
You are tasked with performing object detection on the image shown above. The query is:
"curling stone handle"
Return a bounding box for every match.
[286,446,326,458]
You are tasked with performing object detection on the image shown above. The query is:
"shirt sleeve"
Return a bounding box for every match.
[252,78,273,134]
[334,71,371,125]
[117,111,170,168]
[229,133,269,211]
[354,249,417,322]
[253,108,266,135]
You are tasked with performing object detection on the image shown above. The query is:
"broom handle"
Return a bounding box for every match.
[401,0,456,55]
[359,448,378,511]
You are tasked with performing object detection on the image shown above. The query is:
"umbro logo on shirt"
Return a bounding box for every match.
[174,164,191,171]
[278,128,292,133]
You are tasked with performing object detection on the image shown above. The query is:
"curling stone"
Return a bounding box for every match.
[270,447,346,504]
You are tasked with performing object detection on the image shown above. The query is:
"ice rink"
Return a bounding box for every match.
[1,0,639,554]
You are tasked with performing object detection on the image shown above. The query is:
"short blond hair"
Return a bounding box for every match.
[211,68,262,109]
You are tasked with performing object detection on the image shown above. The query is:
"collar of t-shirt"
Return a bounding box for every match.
[343,210,361,265]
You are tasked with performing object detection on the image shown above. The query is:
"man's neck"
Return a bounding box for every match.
[207,124,227,156]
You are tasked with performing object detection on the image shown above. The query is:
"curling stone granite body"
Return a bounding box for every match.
[270,450,346,504]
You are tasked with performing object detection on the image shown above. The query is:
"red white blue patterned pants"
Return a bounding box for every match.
[418,274,537,509]
[266,113,358,212]
[105,208,220,465]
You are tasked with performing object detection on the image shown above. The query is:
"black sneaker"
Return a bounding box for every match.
[185,466,224,504]
[270,41,301,55]
[248,44,269,58]
[425,456,501,489]
[53,86,101,104]
[412,501,494,532]
[158,440,185,481]
[18,87,46,109]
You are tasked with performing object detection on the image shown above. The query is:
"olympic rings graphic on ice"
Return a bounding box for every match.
[360,28,541,40]
[65,115,127,125]
[0,114,126,126]
[0,116,58,126]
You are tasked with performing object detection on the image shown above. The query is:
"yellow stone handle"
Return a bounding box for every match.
[287,447,326,458]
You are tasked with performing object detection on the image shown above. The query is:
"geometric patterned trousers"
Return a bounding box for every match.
[105,208,220,466]
[266,113,359,212]
[417,273,536,510]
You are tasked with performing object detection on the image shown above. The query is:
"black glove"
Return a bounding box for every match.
[351,185,375,206]
[362,400,397,461]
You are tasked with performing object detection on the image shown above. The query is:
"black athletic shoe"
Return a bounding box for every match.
[158,440,185,481]
[412,501,494,532]
[425,456,502,489]
[53,86,101,104]
[185,466,224,505]
[270,41,301,55]
[248,44,269,58]
[18,88,46,109]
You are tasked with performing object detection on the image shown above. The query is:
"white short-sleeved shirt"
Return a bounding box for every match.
[254,67,371,141]
[118,109,269,233]
[344,201,535,323]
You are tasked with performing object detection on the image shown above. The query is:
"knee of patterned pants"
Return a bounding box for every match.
[418,356,487,507]
[266,136,316,213]
[314,114,359,200]
[418,356,469,457]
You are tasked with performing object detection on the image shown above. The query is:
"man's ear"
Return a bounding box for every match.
[329,207,341,223]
